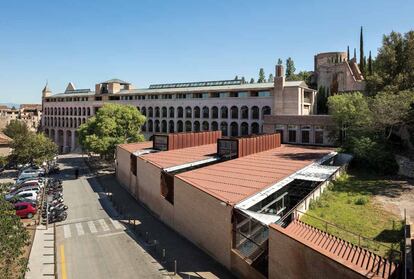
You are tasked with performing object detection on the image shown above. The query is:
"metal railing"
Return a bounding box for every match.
[293,209,402,262]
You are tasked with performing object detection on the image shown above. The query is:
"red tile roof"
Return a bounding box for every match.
[0,132,12,145]
[176,145,334,205]
[141,143,217,169]
[117,141,153,153]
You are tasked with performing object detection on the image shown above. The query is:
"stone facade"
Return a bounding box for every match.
[0,104,42,132]
[41,66,317,153]
[314,52,365,94]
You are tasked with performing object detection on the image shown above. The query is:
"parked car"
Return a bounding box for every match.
[7,185,41,198]
[15,202,37,218]
[16,173,41,184]
[5,190,38,202]
[19,168,44,178]
[10,180,44,192]
[9,196,37,207]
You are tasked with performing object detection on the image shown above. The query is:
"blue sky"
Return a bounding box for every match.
[0,0,413,104]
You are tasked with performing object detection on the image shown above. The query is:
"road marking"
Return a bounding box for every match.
[75,223,84,236]
[60,245,67,279]
[110,219,124,230]
[87,221,97,233]
[97,231,124,238]
[63,225,71,239]
[98,219,110,231]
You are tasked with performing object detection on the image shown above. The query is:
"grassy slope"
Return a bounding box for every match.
[300,171,403,258]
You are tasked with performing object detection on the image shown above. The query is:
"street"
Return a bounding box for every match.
[55,154,165,279]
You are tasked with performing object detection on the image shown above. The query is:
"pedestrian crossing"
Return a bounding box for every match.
[62,218,125,239]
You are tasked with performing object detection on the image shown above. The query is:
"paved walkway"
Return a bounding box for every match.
[97,173,234,279]
[25,225,55,279]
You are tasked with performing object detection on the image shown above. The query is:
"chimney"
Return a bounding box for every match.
[273,64,285,115]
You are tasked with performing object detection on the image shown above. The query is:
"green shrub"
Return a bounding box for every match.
[354,196,368,205]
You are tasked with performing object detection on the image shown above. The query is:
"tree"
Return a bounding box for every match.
[249,78,255,84]
[347,46,350,61]
[368,51,373,75]
[241,76,246,84]
[317,86,328,114]
[78,104,146,159]
[327,92,373,144]
[258,68,266,83]
[234,75,239,80]
[370,90,414,140]
[359,26,365,74]
[353,48,357,60]
[268,73,274,82]
[285,57,296,80]
[0,195,30,278]
[10,132,58,165]
[277,58,283,65]
[2,120,28,139]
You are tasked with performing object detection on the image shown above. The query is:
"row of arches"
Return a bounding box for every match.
[144,120,260,137]
[139,105,271,120]
[43,128,79,153]
[43,117,86,128]
[44,107,91,117]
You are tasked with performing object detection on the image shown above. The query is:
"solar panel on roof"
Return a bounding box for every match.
[149,79,242,89]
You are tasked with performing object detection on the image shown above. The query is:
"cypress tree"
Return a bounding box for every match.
[268,73,274,82]
[359,26,365,74]
[234,75,239,80]
[347,46,350,61]
[250,78,255,84]
[353,48,357,60]
[258,68,266,83]
[285,57,296,80]
[241,76,246,84]
[368,51,373,75]
[277,58,283,65]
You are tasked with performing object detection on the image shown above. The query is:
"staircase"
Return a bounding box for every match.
[285,220,400,278]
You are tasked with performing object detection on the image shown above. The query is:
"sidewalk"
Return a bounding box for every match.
[25,224,55,279]
[96,173,234,279]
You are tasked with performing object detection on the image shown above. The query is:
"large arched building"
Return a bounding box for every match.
[41,65,320,153]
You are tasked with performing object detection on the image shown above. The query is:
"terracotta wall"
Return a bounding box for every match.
[167,130,222,150]
[268,225,366,279]
[174,177,233,269]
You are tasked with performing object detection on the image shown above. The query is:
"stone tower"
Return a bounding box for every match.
[42,82,52,98]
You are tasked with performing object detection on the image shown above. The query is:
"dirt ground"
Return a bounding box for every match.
[373,176,414,222]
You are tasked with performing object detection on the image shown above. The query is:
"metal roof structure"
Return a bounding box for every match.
[149,80,242,89]
[176,145,334,205]
[101,79,130,84]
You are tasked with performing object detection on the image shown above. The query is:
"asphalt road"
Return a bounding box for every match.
[55,154,166,279]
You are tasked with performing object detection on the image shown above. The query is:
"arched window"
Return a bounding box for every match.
[54,108,57,115]
[148,107,153,117]
[251,122,260,134]
[193,121,200,132]
[70,118,73,128]
[161,120,167,133]
[177,107,183,118]
[212,106,218,119]
[58,108,61,115]
[194,106,200,118]
[177,120,183,132]
[78,107,81,116]
[252,106,259,119]
[87,107,91,116]
[185,106,192,118]
[155,120,160,132]
[155,107,160,118]
[230,122,238,137]
[169,107,174,118]
[141,107,146,116]
[185,121,192,132]
[221,106,228,118]
[262,106,271,118]
[162,107,167,118]
[211,121,218,131]
[241,106,248,119]
[169,120,175,133]
[142,122,146,132]
[148,120,153,132]
[220,122,228,136]
[202,106,209,118]
[231,106,238,119]
[202,121,209,131]
[241,122,249,136]
[82,107,86,116]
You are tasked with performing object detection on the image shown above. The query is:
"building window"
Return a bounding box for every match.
[193,121,200,132]
[161,120,167,133]
[301,126,311,144]
[185,107,192,118]
[241,106,248,119]
[219,92,228,98]
[155,107,160,117]
[231,106,238,119]
[169,107,174,118]
[177,121,183,132]
[161,171,174,205]
[288,125,297,143]
[229,92,238,98]
[221,107,228,118]
[202,121,209,131]
[238,92,248,97]
[241,122,248,136]
[212,106,218,119]
[315,126,324,144]
[155,120,160,132]
[211,121,218,131]
[211,92,219,98]
[162,107,167,118]
[130,154,137,176]
[258,91,270,97]
[252,106,259,119]
[202,106,209,118]
[177,107,183,118]
[262,106,271,118]
[194,106,200,118]
[193,93,202,98]
[185,121,192,132]
[169,120,174,133]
